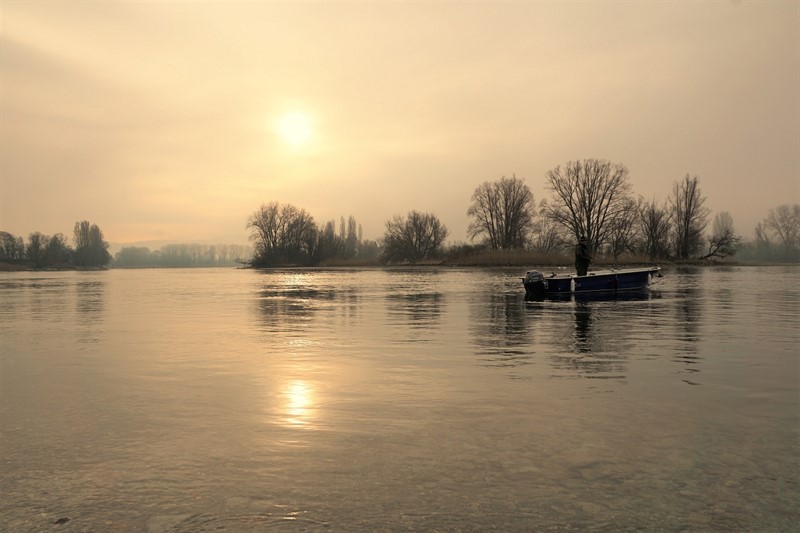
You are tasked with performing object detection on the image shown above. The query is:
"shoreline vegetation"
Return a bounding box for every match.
[2,250,793,273]
[3,174,797,271]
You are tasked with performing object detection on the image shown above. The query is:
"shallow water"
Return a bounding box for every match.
[1,265,798,531]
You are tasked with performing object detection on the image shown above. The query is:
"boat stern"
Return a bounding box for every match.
[522,270,546,297]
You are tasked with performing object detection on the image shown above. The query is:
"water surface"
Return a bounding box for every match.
[1,266,798,531]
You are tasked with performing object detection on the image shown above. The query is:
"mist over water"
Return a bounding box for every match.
[1,266,798,531]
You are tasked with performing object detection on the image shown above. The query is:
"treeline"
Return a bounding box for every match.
[734,205,800,263]
[246,204,381,267]
[1,221,111,269]
[0,223,251,269]
[5,160,796,270]
[248,159,799,266]
[113,243,252,268]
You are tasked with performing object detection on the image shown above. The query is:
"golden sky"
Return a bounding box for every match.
[1,1,798,245]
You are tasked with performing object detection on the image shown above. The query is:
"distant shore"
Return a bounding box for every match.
[0,263,109,272]
[2,257,794,272]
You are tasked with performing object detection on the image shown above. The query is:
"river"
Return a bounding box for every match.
[1,265,797,531]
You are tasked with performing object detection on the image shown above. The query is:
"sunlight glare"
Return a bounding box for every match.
[276,112,313,146]
[284,380,314,427]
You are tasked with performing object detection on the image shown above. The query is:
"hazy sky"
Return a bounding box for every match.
[2,1,798,246]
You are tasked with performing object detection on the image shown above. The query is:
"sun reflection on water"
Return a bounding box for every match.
[283,380,314,428]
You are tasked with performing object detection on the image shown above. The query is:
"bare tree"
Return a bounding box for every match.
[755,222,770,246]
[0,231,24,262]
[765,204,800,256]
[606,197,640,261]
[26,232,47,267]
[530,200,566,253]
[298,222,319,261]
[754,221,772,258]
[668,174,709,259]
[284,208,316,254]
[247,202,317,265]
[247,203,281,256]
[639,198,672,260]
[542,159,633,254]
[382,211,448,264]
[699,211,740,260]
[467,175,536,250]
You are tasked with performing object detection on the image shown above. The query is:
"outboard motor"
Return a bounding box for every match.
[523,270,546,298]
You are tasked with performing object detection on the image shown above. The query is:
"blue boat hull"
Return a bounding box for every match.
[523,267,661,296]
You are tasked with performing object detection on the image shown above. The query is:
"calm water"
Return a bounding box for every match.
[1,266,798,531]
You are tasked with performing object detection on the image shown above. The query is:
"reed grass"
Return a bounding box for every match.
[316,250,666,268]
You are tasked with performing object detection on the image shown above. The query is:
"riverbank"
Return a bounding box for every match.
[0,262,109,272]
[2,256,792,272]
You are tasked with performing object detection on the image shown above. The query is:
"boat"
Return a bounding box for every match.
[522,266,662,297]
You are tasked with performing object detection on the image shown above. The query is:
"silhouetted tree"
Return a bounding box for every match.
[314,220,341,263]
[699,211,741,260]
[753,222,772,259]
[247,202,317,266]
[345,215,359,258]
[382,211,448,264]
[668,175,709,259]
[26,232,47,267]
[45,233,72,266]
[606,198,640,261]
[530,201,565,253]
[764,204,800,259]
[248,203,282,254]
[0,231,25,262]
[358,239,381,260]
[467,175,536,250]
[73,221,111,267]
[639,198,672,260]
[542,159,633,254]
[309,215,370,264]
[300,223,320,261]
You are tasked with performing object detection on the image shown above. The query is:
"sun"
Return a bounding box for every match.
[276,111,313,146]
